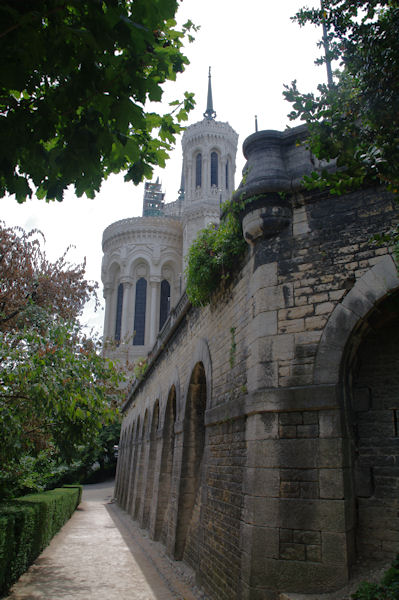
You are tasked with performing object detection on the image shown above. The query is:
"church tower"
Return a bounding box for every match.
[180,68,238,258]
[101,69,238,368]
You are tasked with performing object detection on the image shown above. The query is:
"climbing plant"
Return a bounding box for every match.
[185,198,249,307]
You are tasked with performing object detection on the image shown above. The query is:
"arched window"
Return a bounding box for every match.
[195,153,202,188]
[114,283,123,344]
[159,279,171,331]
[225,161,229,190]
[133,277,147,345]
[211,151,218,187]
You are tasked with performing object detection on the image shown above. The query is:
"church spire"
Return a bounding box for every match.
[203,66,216,120]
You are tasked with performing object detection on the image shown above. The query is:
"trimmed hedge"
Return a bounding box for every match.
[0,485,82,597]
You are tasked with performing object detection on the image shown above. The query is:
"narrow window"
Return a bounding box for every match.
[133,278,147,345]
[114,283,123,344]
[211,151,218,187]
[159,280,171,331]
[225,161,229,190]
[195,153,202,188]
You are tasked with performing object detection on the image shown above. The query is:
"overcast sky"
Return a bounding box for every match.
[2,0,323,335]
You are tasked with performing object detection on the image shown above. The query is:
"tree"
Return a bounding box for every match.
[0,222,124,498]
[0,0,196,202]
[0,221,97,331]
[284,1,399,195]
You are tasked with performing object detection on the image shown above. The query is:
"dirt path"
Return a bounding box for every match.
[5,480,206,600]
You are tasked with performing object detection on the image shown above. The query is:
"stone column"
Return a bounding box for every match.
[102,284,114,341]
[120,277,133,344]
[149,277,161,347]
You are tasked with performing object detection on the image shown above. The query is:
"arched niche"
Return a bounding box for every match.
[133,410,148,519]
[142,401,159,528]
[174,362,207,562]
[156,385,177,543]
[343,290,399,563]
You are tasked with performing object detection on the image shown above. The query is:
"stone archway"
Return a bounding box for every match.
[314,254,399,386]
[344,292,399,562]
[174,362,207,562]
[156,385,177,543]
[142,402,159,528]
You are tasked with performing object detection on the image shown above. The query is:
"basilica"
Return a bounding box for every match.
[101,70,238,364]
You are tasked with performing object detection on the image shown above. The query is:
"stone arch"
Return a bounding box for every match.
[142,400,160,528]
[313,254,399,566]
[179,338,212,417]
[313,255,399,385]
[119,422,134,510]
[156,384,177,542]
[133,410,148,519]
[174,361,208,561]
[127,415,141,515]
[343,290,399,562]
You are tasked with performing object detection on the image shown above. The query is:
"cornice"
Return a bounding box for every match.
[102,217,183,252]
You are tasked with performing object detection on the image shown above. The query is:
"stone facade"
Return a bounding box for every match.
[101,73,238,365]
[113,125,399,599]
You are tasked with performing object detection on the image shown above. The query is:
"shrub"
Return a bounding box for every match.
[185,210,247,307]
[0,486,81,596]
[352,555,399,600]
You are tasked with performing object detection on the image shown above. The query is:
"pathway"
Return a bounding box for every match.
[5,480,205,600]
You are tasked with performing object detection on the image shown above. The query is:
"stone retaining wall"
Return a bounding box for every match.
[115,133,399,599]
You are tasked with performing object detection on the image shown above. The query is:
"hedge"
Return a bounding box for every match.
[0,485,82,597]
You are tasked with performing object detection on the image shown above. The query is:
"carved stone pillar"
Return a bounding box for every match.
[102,284,113,341]
[149,277,161,347]
[120,277,133,344]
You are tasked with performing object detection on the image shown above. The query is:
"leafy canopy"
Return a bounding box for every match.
[0,0,196,202]
[0,222,124,498]
[284,1,399,195]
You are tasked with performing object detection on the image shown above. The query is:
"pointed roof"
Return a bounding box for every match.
[203,66,216,120]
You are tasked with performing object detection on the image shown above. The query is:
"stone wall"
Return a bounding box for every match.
[115,129,399,599]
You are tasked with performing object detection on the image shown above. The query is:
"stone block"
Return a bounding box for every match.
[279,412,303,425]
[278,306,314,320]
[246,440,280,468]
[246,413,279,441]
[247,361,278,392]
[279,425,297,439]
[315,301,335,315]
[279,318,305,334]
[280,481,300,498]
[319,469,345,499]
[297,424,318,438]
[255,285,287,314]
[280,543,306,561]
[293,530,320,545]
[319,411,342,438]
[306,545,322,562]
[243,496,280,526]
[251,262,278,294]
[305,315,328,331]
[243,467,280,497]
[249,311,278,342]
[272,334,295,361]
[317,439,343,469]
[279,498,347,532]
[322,532,350,565]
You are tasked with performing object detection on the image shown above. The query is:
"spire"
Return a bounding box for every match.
[203,66,216,120]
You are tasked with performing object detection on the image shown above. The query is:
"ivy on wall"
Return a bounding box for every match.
[184,198,249,307]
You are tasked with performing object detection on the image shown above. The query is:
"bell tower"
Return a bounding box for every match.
[180,68,239,259]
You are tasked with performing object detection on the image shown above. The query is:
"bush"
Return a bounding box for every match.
[352,555,399,600]
[0,486,81,596]
[185,210,247,307]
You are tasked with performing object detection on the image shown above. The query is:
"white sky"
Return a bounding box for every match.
[2,0,323,336]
